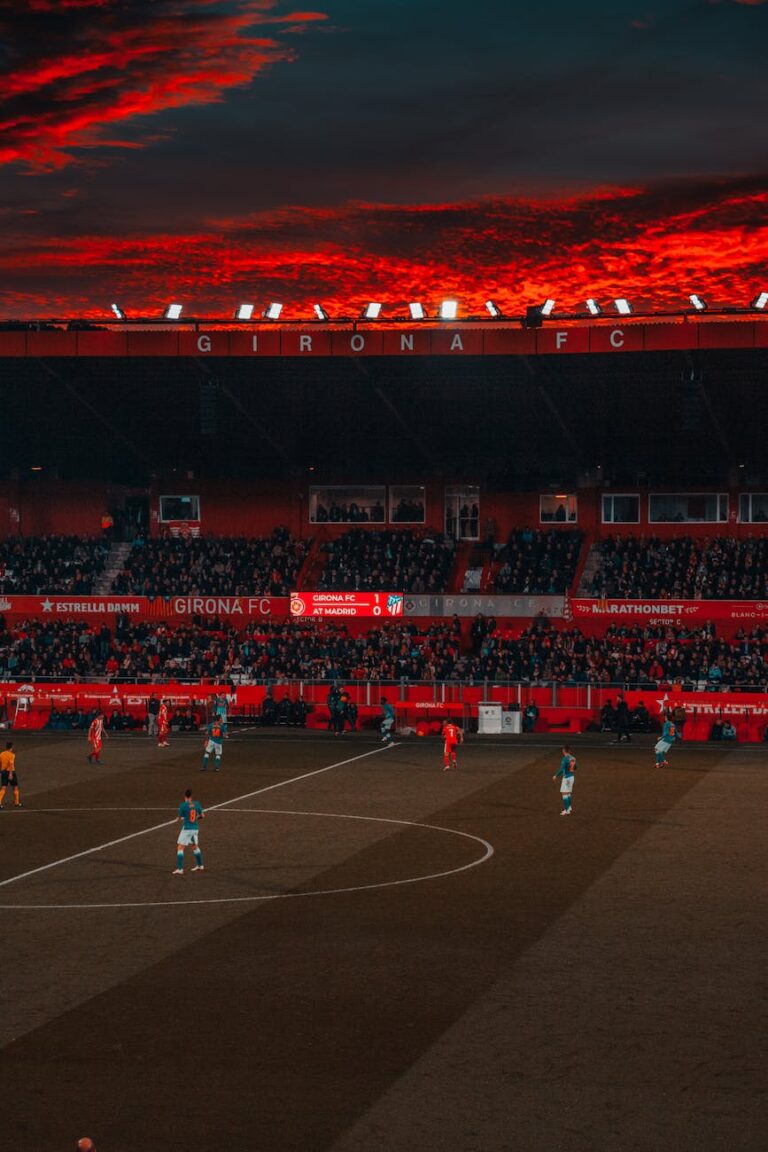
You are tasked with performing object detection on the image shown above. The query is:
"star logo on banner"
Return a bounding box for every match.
[41,598,53,612]
[657,693,670,714]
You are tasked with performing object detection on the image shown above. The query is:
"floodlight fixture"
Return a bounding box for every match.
[362,302,382,319]
[439,299,459,320]
[408,302,427,320]
[614,298,632,315]
[485,300,503,317]
[235,303,255,321]
[313,304,329,321]
[751,291,768,311]
[110,303,126,320]
[263,302,283,320]
[540,298,556,317]
[688,294,707,312]
[585,299,602,316]
[164,302,183,320]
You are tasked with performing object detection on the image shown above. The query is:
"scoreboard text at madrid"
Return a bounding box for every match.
[290,592,405,618]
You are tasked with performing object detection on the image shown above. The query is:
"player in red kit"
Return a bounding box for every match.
[158,699,170,747]
[442,719,464,771]
[87,712,106,763]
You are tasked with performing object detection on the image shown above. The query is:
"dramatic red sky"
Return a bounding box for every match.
[1,0,767,319]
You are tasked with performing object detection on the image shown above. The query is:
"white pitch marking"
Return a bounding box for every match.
[0,743,399,891]
[0,809,494,910]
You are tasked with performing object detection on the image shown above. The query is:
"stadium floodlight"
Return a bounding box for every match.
[361,302,382,319]
[439,299,459,320]
[485,300,503,317]
[408,302,427,320]
[540,298,556,317]
[751,291,768,311]
[313,304,329,321]
[613,298,632,315]
[688,294,707,312]
[110,303,126,320]
[235,303,255,321]
[585,299,602,316]
[164,302,183,320]
[263,302,283,320]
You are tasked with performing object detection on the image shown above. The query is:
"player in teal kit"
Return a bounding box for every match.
[173,788,205,874]
[553,746,577,815]
[380,697,396,744]
[211,693,229,737]
[201,719,224,772]
[654,715,679,767]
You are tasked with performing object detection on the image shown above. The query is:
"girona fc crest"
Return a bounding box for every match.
[290,596,306,616]
[387,594,404,616]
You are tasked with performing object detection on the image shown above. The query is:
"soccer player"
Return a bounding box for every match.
[0,741,21,808]
[87,712,106,763]
[380,696,395,744]
[655,713,679,767]
[553,746,577,815]
[214,692,229,737]
[157,698,170,748]
[201,717,224,772]
[173,788,204,874]
[442,718,464,771]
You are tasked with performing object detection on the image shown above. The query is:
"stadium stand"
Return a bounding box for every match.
[492,529,582,594]
[317,529,453,593]
[0,536,109,594]
[110,529,308,596]
[584,535,768,599]
[1,611,765,688]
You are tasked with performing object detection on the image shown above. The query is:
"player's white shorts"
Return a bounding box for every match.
[178,828,200,847]
[655,739,672,755]
[560,776,574,795]
[205,739,223,756]
[381,717,394,733]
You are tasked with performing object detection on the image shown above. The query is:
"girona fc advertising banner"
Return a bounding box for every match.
[290,591,405,618]
[0,595,290,621]
[569,598,768,625]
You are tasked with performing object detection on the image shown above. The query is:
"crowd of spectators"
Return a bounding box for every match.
[0,536,109,595]
[492,529,582,595]
[585,535,768,600]
[0,615,465,684]
[3,609,768,689]
[463,615,768,689]
[313,500,385,523]
[111,529,308,597]
[319,529,453,593]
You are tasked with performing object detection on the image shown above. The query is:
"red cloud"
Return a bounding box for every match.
[0,1,327,170]
[1,181,766,318]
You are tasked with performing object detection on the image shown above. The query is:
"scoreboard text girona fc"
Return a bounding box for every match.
[290,592,405,618]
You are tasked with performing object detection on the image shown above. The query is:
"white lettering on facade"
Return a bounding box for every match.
[450,334,464,351]
[299,334,312,352]
[556,331,568,349]
[400,334,414,351]
[197,334,211,353]
[350,334,365,353]
[610,329,625,348]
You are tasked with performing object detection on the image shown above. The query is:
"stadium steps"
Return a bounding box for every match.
[92,541,133,595]
[449,541,475,593]
[575,541,601,595]
[298,535,329,590]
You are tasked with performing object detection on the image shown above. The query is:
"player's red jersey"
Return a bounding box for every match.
[88,718,103,744]
[443,722,462,747]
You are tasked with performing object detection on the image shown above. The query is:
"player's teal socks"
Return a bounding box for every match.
[655,752,664,765]
[194,848,203,867]
[214,756,221,771]
[201,755,209,771]
[176,850,184,871]
[563,795,572,812]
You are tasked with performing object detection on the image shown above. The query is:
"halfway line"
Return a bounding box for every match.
[0,742,399,890]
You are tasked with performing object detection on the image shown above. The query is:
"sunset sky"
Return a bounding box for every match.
[1,0,766,319]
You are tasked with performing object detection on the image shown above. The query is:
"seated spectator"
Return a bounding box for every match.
[289,697,308,727]
[631,701,651,732]
[0,536,109,595]
[107,709,125,731]
[721,719,737,740]
[600,700,616,732]
[710,720,723,741]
